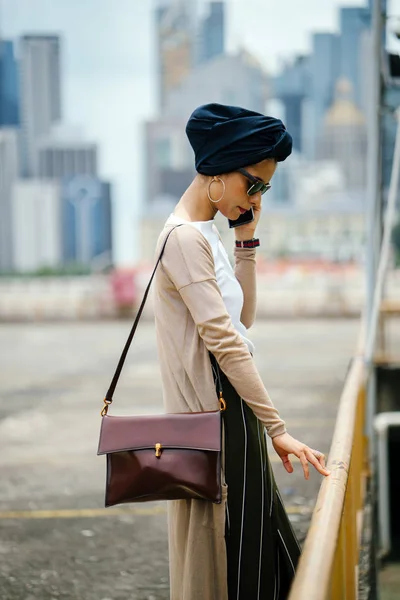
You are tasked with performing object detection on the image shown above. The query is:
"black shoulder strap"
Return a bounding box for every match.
[101,222,224,416]
[104,225,182,405]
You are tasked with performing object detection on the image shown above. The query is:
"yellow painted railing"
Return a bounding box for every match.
[288,347,369,600]
[289,27,400,598]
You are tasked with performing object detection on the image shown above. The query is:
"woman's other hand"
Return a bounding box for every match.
[271,432,331,480]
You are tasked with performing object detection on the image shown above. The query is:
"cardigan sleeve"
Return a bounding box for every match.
[161,226,286,439]
[234,247,257,328]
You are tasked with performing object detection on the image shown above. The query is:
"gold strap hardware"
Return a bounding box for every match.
[100,398,112,417]
[219,392,226,412]
[155,443,162,458]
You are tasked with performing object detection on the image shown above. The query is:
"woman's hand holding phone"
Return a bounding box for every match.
[233,195,262,241]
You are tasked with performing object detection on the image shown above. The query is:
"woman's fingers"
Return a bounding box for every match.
[281,455,294,474]
[272,434,331,478]
[293,447,331,479]
[305,448,331,477]
[318,453,326,469]
[298,451,310,480]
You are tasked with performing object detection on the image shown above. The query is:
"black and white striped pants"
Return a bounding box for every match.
[211,357,301,600]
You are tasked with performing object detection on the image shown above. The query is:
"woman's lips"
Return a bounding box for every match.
[238,207,247,214]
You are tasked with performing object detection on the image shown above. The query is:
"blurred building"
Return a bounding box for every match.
[19,35,62,177]
[156,0,225,109]
[257,201,366,262]
[61,176,113,267]
[264,153,344,207]
[145,117,193,208]
[139,197,365,263]
[10,174,113,272]
[266,159,291,204]
[0,128,19,271]
[37,127,98,179]
[0,40,20,126]
[164,50,268,119]
[195,1,224,65]
[0,30,112,274]
[273,56,310,153]
[273,5,371,160]
[11,179,61,272]
[339,6,371,110]
[291,160,346,209]
[305,33,341,158]
[145,49,268,209]
[156,0,193,109]
[319,79,367,191]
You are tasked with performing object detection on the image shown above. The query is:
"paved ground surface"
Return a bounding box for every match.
[380,562,400,600]
[0,318,362,599]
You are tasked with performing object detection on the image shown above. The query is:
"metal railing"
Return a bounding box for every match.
[288,338,369,600]
[288,108,400,600]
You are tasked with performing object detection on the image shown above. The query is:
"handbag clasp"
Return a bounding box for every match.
[155,443,162,458]
[219,392,226,412]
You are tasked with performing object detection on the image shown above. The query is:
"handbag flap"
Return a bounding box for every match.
[97,411,221,455]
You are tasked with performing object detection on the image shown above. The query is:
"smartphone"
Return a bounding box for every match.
[228,207,254,229]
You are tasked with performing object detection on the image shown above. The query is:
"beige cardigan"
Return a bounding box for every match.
[154,223,286,600]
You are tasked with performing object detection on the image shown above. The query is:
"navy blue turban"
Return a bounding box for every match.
[186,103,292,175]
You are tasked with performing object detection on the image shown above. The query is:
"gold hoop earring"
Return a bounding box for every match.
[207,177,225,203]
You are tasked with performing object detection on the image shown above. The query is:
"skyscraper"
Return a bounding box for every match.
[0,40,20,126]
[319,79,367,191]
[156,0,225,110]
[196,2,225,65]
[156,0,194,110]
[37,140,98,179]
[339,7,371,110]
[11,179,62,272]
[307,32,340,158]
[19,35,62,177]
[36,126,107,268]
[273,5,371,161]
[273,55,310,153]
[61,176,113,267]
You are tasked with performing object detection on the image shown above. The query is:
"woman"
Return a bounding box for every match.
[154,103,330,600]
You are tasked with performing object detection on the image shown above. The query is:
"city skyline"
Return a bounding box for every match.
[1,0,370,264]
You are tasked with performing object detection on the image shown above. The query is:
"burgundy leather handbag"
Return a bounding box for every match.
[97,226,226,507]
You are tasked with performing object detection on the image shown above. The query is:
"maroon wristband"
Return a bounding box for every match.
[235,238,260,249]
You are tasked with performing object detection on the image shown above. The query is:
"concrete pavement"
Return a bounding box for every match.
[0,319,360,599]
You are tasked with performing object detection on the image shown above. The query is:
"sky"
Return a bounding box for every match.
[0,0,370,265]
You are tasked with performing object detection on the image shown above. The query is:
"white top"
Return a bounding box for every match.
[166,214,255,354]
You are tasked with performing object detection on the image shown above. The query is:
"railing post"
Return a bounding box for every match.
[366,0,384,464]
[344,470,357,599]
[331,523,346,600]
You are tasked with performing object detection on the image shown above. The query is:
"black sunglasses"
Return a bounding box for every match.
[238,167,271,196]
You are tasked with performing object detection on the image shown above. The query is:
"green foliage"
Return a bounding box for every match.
[0,264,91,277]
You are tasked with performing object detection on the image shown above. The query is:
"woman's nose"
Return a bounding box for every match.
[249,194,260,205]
